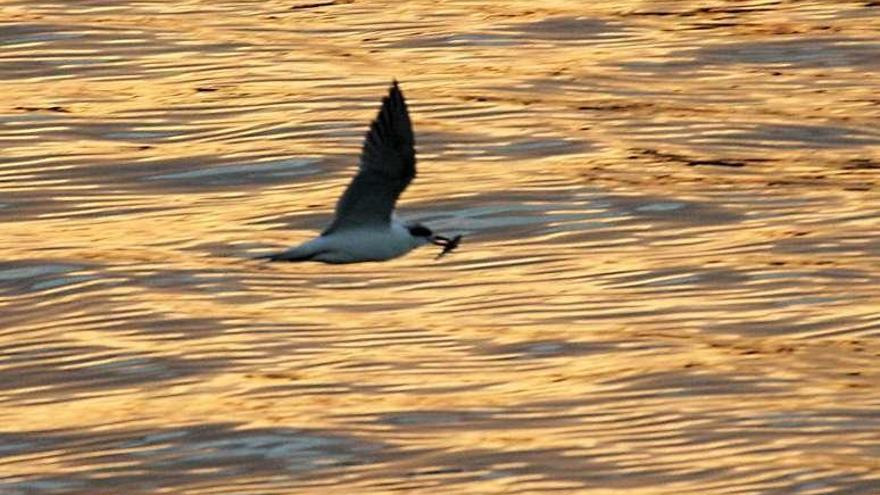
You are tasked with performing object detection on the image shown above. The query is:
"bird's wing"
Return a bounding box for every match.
[322,80,416,235]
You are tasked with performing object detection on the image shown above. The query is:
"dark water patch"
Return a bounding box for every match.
[0,19,252,81]
[607,194,744,225]
[0,345,223,405]
[392,444,724,492]
[480,339,621,361]
[378,409,496,426]
[603,266,751,292]
[497,16,631,44]
[686,38,880,69]
[96,266,254,304]
[604,369,793,397]
[0,154,325,204]
[0,262,93,295]
[388,32,519,49]
[771,231,880,258]
[0,423,395,494]
[147,158,320,186]
[0,23,84,46]
[616,119,880,150]
[418,130,592,161]
[714,123,880,149]
[707,312,880,339]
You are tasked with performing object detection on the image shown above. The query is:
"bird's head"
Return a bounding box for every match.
[406,223,436,247]
[407,223,457,250]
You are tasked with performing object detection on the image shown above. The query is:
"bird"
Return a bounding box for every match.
[258,80,458,263]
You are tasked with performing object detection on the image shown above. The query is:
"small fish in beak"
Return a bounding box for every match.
[431,234,462,259]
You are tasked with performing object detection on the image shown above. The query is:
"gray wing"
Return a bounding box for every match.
[322,80,416,235]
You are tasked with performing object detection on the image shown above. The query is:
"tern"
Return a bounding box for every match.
[259,81,459,263]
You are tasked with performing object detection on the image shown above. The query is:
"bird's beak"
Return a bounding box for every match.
[431,235,451,246]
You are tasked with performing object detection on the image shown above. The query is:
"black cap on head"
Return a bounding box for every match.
[407,224,433,238]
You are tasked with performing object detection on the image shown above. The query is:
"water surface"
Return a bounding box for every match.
[1,1,879,494]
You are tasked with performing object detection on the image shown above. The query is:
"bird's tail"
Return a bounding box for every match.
[254,243,322,262]
[254,252,314,262]
[253,253,283,261]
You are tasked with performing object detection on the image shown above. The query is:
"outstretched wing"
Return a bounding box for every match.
[322,80,416,235]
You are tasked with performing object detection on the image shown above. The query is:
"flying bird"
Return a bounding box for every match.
[259,81,459,263]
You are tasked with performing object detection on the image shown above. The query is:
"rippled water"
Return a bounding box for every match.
[2,1,879,493]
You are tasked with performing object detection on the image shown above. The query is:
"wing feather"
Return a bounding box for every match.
[322,80,416,235]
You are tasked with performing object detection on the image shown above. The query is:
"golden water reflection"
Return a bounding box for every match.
[1,0,879,493]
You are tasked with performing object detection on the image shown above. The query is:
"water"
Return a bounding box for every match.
[1,1,879,493]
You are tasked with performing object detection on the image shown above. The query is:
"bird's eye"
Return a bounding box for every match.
[408,225,432,237]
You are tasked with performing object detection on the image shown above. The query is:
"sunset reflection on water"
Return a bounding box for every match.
[1,1,879,493]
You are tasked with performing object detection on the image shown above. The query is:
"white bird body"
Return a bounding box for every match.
[270,220,430,263]
[258,82,456,264]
